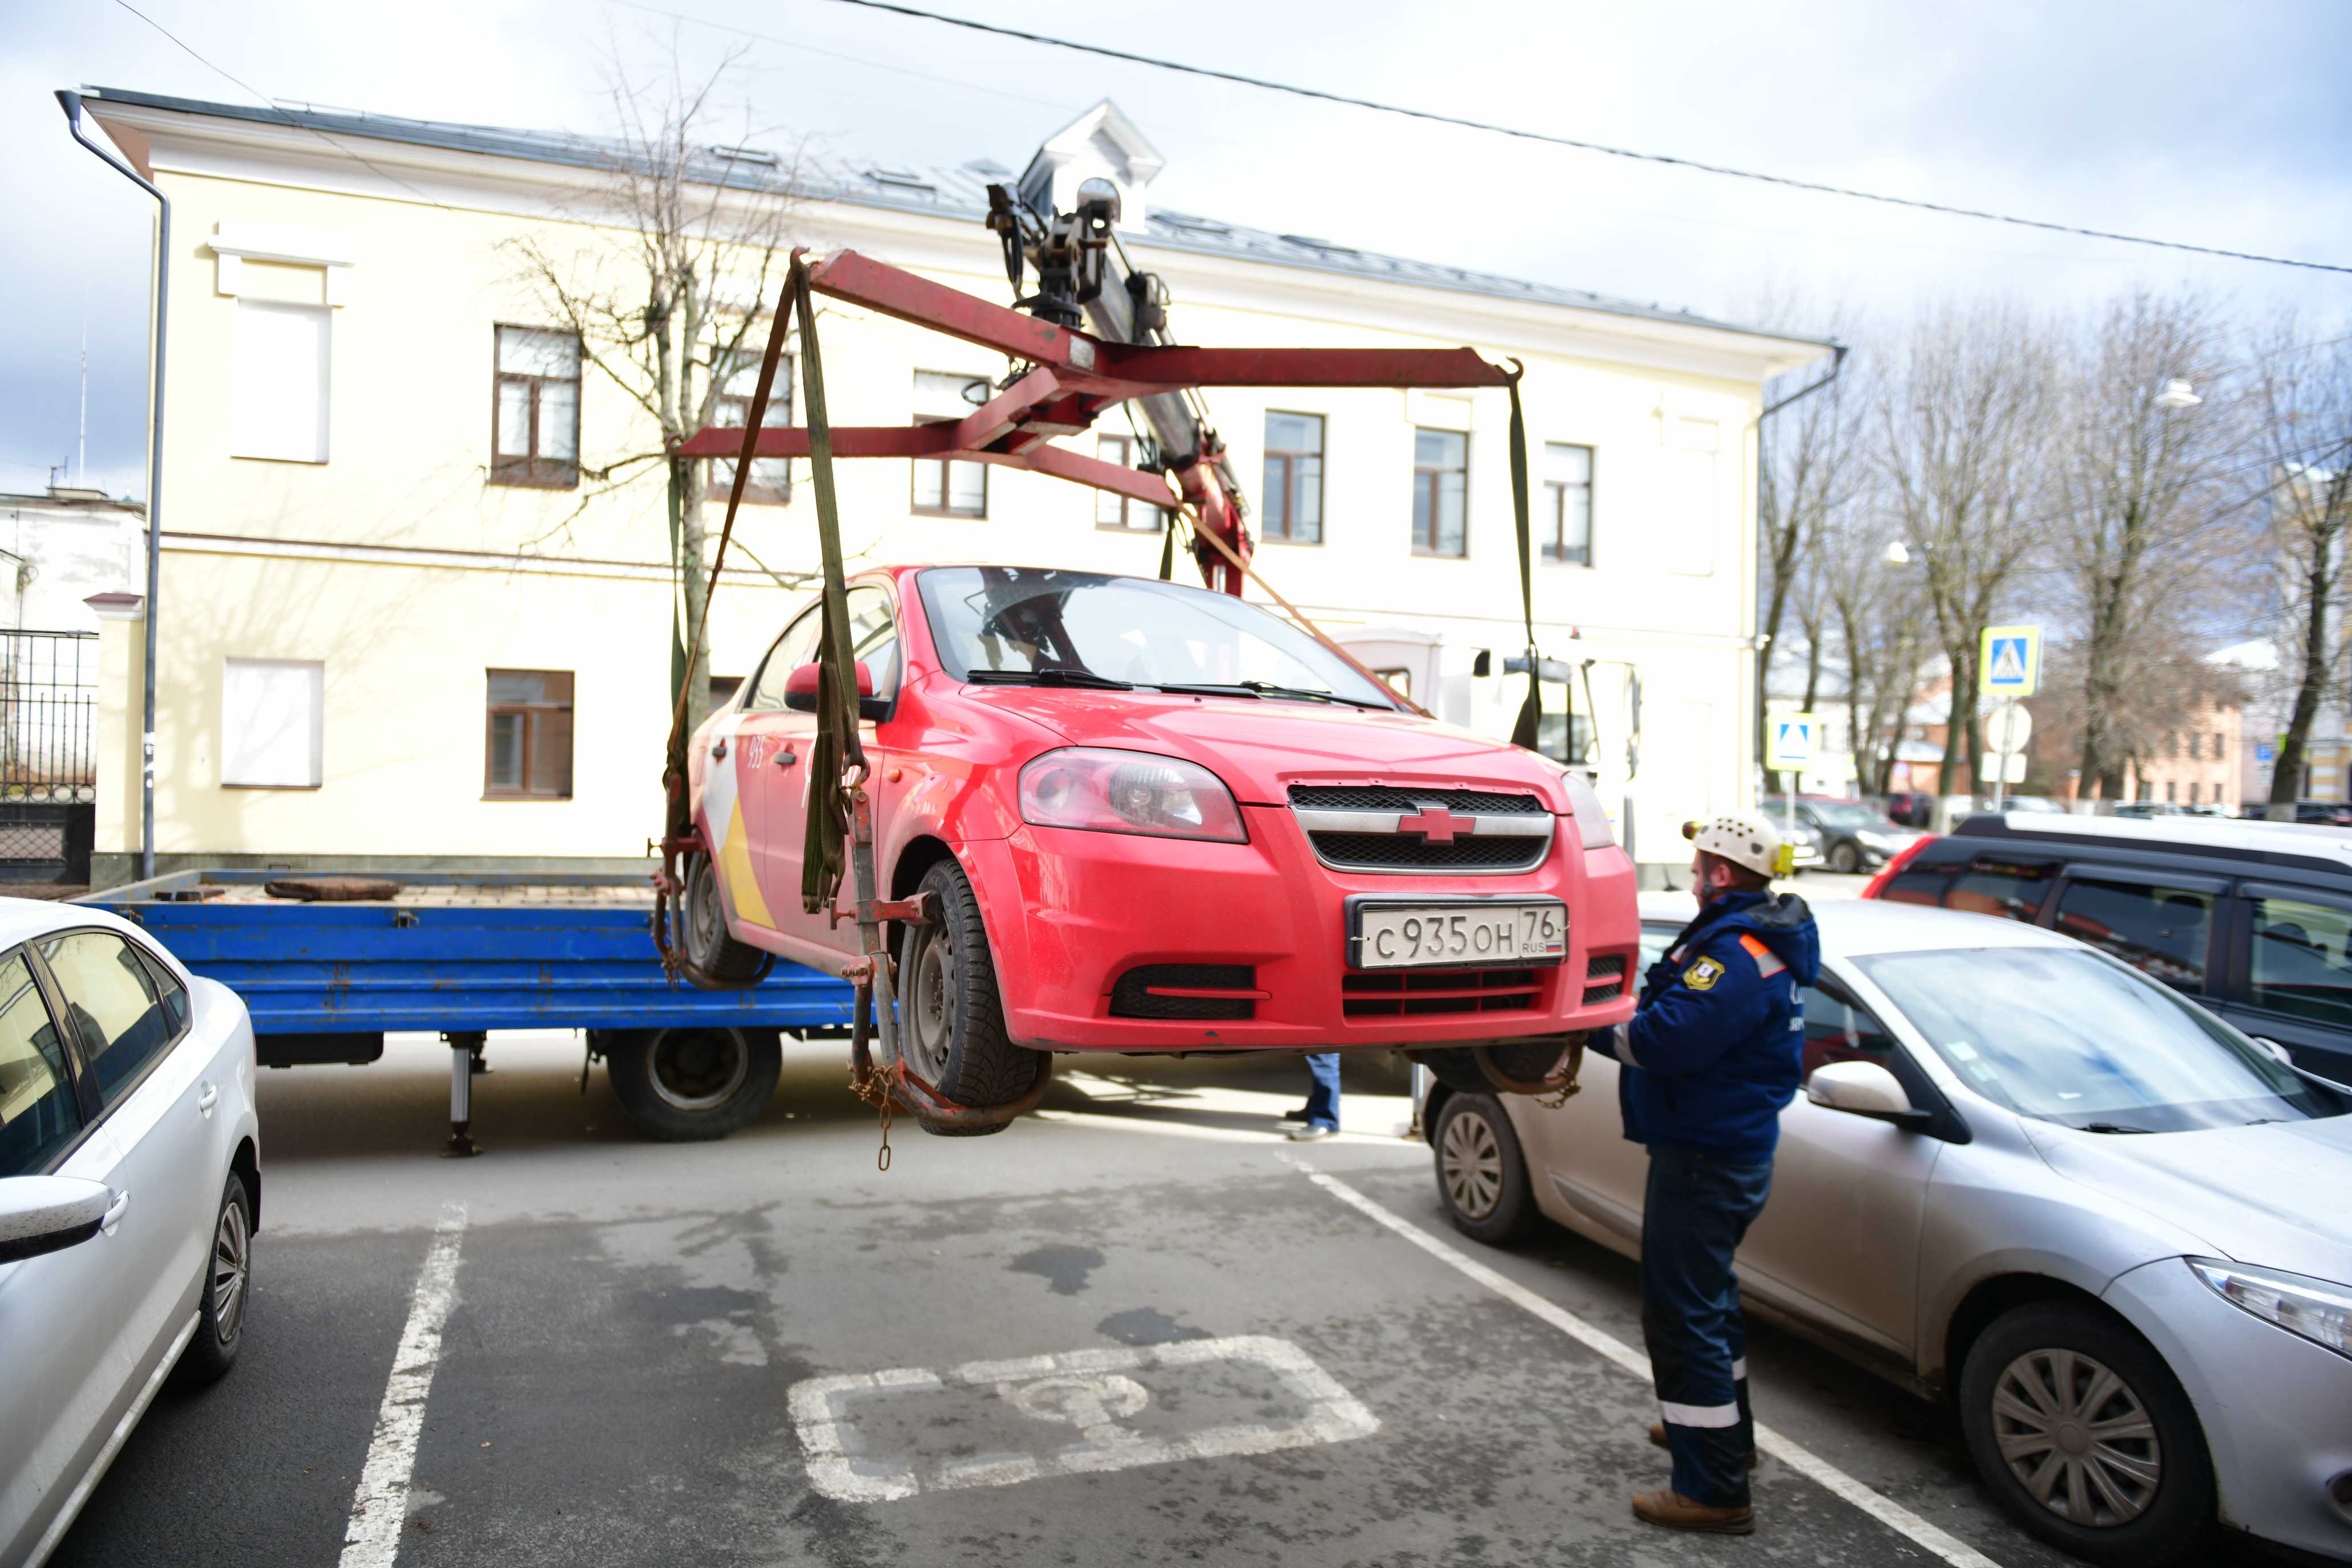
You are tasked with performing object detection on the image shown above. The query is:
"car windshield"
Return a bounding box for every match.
[1855,946,2345,1132]
[916,567,1395,707]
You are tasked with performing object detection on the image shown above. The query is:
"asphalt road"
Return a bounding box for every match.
[54,1016,2142,1568]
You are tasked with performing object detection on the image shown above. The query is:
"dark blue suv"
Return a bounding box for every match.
[1867,813,2352,1083]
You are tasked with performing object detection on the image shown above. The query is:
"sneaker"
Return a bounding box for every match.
[1647,1422,1758,1470]
[1279,1106,1313,1124]
[1284,1124,1337,1141]
[1631,1488,1753,1535]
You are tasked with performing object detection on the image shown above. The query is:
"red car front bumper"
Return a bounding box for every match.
[959,803,1639,1052]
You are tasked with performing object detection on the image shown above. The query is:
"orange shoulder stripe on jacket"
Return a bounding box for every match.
[1737,933,1787,977]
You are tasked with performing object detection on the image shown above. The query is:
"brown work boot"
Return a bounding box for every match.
[1632,1488,1754,1535]
[1647,1421,1759,1469]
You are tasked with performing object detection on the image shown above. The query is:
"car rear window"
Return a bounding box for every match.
[1880,851,2056,922]
[2049,877,2210,992]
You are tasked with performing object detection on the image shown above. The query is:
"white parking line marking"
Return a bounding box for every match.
[339,1202,467,1568]
[789,1334,1379,1501]
[1293,1165,2005,1568]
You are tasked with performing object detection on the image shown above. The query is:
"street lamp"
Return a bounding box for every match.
[56,88,164,882]
[2154,378,2202,410]
[1883,540,1912,566]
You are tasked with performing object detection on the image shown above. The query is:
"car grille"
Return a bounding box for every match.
[1288,785,1546,815]
[1109,963,1261,1021]
[1582,952,1627,1006]
[1288,785,1553,875]
[1343,967,1543,1019]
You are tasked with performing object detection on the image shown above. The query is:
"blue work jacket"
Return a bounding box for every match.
[1590,888,1820,1165]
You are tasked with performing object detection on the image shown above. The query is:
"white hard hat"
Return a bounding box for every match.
[1681,811,1794,879]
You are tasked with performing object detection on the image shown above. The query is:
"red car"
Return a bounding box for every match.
[678,565,1639,1123]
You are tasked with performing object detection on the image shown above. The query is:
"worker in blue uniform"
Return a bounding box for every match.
[1586,811,1818,1535]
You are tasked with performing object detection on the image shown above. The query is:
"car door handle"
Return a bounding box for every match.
[711,738,728,761]
[101,1190,129,1233]
[197,1081,219,1116]
[775,749,798,769]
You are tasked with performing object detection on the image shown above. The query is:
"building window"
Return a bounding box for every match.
[707,357,792,506]
[221,658,324,789]
[485,669,574,799]
[1262,413,1324,544]
[231,300,331,463]
[2189,782,2200,805]
[1412,428,1467,557]
[2166,781,2177,803]
[1543,442,1594,566]
[1093,434,1161,531]
[491,327,582,488]
[2188,733,2202,760]
[2213,732,2225,757]
[912,370,990,516]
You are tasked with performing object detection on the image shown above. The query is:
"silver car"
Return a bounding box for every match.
[1424,893,2352,1566]
[0,901,261,1566]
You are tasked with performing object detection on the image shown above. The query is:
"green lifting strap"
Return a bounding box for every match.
[793,260,863,916]
[1504,364,1548,753]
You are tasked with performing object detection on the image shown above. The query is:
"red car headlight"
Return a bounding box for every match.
[1018,748,1248,843]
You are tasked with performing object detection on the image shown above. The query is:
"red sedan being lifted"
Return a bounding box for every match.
[677,564,1639,1128]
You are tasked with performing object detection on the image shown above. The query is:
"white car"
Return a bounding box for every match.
[1424,893,2352,1567]
[0,901,259,1566]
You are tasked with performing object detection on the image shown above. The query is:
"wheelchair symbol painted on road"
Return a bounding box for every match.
[787,1336,1380,1501]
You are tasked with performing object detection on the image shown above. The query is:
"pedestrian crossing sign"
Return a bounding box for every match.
[1980,625,2040,697]
[1768,713,1818,770]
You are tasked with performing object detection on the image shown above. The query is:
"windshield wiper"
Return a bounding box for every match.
[1154,679,1389,710]
[964,668,1134,691]
[2079,1121,2156,1134]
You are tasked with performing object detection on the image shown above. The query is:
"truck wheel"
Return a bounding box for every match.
[681,851,770,985]
[1958,1301,2214,1567]
[1431,1092,1535,1244]
[606,1026,781,1141]
[898,858,1032,1130]
[172,1169,252,1388]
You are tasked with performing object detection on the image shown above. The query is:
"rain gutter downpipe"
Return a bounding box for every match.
[58,89,164,881]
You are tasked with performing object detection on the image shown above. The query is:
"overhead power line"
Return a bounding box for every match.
[816,0,2352,278]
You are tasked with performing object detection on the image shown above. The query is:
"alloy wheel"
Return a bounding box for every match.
[647,1028,752,1113]
[211,1197,250,1345]
[1991,1348,2162,1527]
[1439,1108,1505,1219]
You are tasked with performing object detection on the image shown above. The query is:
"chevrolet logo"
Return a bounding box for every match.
[1395,805,1472,844]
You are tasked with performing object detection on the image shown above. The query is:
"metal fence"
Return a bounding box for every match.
[0,631,98,883]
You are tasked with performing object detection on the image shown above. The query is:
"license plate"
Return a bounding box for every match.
[1349,900,1566,970]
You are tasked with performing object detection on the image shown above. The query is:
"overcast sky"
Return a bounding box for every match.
[5,0,2349,500]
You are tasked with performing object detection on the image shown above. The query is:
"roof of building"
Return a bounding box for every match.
[85,86,1837,353]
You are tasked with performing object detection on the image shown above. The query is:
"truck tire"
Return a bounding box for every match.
[606,1026,781,1141]
[898,857,1032,1130]
[681,850,769,985]
[1958,1301,2214,1567]
[1431,1092,1535,1245]
[172,1169,252,1388]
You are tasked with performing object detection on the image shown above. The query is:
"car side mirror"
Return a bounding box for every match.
[1805,1060,1928,1125]
[0,1176,115,1264]
[2251,1036,2295,1067]
[782,660,881,717]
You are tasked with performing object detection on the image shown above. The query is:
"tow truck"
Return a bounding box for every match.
[660,177,1641,1136]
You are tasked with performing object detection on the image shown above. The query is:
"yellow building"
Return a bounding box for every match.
[79,88,1832,886]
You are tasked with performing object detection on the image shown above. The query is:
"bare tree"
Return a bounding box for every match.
[1819,501,1932,795]
[509,39,803,733]
[1753,295,1860,792]
[2253,321,2352,816]
[1877,300,2056,798]
[2049,289,2249,802]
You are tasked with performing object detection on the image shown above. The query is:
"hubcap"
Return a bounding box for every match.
[211,1198,249,1345]
[647,1028,751,1113]
[1991,1348,2162,1527]
[904,928,954,1082]
[1440,1108,1505,1219]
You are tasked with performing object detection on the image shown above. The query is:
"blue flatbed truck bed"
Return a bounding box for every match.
[75,868,858,1146]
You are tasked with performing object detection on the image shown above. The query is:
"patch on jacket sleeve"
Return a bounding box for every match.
[1681,956,1725,991]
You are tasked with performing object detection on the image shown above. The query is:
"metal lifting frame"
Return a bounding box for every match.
[675,247,1517,595]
